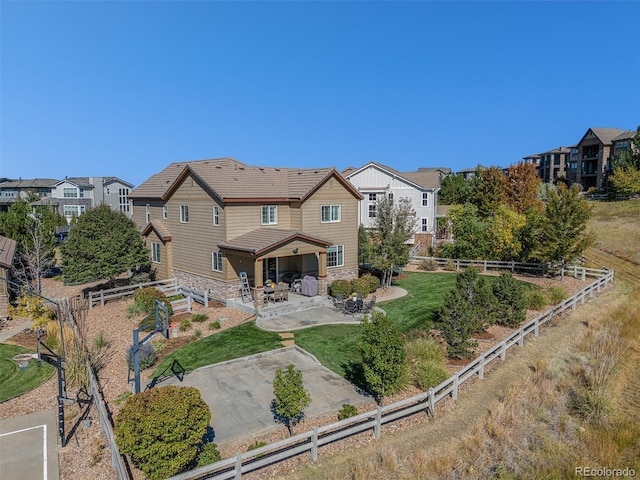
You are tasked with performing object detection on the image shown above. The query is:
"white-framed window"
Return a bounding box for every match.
[368,193,377,201]
[63,205,85,219]
[162,204,168,219]
[119,188,130,213]
[213,206,220,226]
[368,204,376,218]
[145,204,150,223]
[326,245,344,267]
[422,192,429,207]
[63,188,78,198]
[388,192,394,201]
[151,242,161,263]
[180,205,189,223]
[321,205,341,223]
[212,251,223,272]
[261,205,277,225]
[421,218,429,232]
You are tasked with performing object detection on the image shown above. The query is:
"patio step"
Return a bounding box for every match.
[256,295,333,320]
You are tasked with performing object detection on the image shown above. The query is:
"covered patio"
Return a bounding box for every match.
[220,228,333,311]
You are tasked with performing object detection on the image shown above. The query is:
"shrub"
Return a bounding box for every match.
[133,287,172,314]
[338,404,358,421]
[179,318,192,332]
[351,277,370,297]
[444,259,457,271]
[526,289,549,310]
[126,343,157,371]
[405,337,449,389]
[418,259,439,271]
[193,329,202,339]
[413,359,449,390]
[361,273,380,293]
[330,279,352,298]
[546,286,568,305]
[208,320,221,330]
[247,441,267,451]
[114,386,211,480]
[196,442,221,467]
[192,313,208,323]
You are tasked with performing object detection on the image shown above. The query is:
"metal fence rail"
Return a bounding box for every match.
[167,266,614,480]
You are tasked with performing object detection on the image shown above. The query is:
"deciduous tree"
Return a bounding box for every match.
[370,196,416,288]
[504,162,543,214]
[438,203,488,260]
[273,364,311,436]
[472,166,507,217]
[61,204,149,284]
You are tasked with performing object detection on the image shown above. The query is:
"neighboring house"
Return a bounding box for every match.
[342,162,441,249]
[575,128,632,190]
[0,177,134,221]
[0,235,17,320]
[128,158,363,302]
[0,178,58,213]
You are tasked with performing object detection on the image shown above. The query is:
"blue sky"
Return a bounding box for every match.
[1,1,639,187]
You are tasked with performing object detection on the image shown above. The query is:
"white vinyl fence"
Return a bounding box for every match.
[167,265,614,480]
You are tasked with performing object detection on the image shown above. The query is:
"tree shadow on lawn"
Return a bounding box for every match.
[342,360,370,396]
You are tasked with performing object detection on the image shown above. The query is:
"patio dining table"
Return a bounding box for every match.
[263,285,288,303]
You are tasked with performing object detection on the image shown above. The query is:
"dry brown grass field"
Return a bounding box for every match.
[272,199,640,480]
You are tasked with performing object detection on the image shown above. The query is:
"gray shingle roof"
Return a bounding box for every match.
[584,128,630,145]
[344,162,442,189]
[0,178,59,188]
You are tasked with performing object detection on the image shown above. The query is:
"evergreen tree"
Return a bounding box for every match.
[438,173,472,205]
[492,272,527,327]
[61,204,149,284]
[273,364,311,436]
[436,268,496,359]
[359,310,406,405]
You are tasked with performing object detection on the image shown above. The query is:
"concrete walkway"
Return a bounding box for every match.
[256,286,408,332]
[0,320,32,343]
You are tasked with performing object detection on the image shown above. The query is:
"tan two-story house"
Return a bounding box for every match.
[129,158,363,302]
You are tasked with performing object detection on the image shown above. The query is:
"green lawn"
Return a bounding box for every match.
[0,344,55,402]
[295,271,458,378]
[152,271,524,381]
[152,321,283,377]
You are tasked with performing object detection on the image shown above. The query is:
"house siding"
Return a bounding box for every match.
[300,178,359,272]
[165,174,226,281]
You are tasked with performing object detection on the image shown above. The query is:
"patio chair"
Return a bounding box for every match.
[343,299,359,316]
[277,283,289,302]
[332,295,345,312]
[361,299,374,315]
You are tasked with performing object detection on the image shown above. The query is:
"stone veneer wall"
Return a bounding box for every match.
[172,266,358,302]
[324,266,358,295]
[171,269,238,304]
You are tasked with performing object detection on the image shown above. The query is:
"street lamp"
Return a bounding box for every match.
[2,275,73,447]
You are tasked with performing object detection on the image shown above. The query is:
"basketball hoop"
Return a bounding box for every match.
[12,353,36,371]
